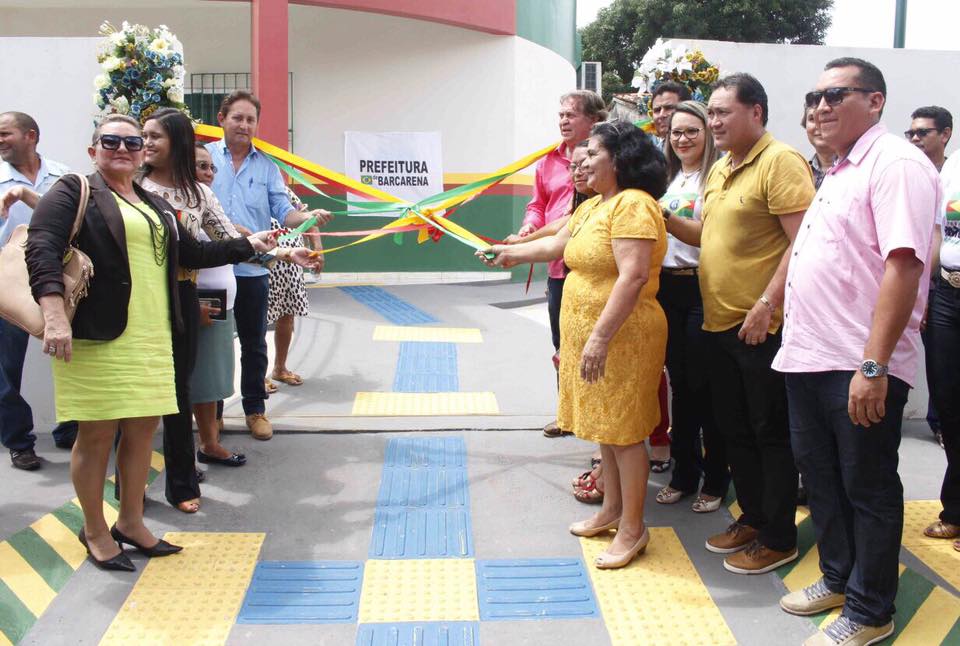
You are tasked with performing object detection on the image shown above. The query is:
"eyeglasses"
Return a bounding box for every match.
[96,134,144,151]
[904,127,940,139]
[670,127,703,141]
[196,161,218,173]
[804,87,878,108]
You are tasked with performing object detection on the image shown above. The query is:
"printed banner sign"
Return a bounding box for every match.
[344,131,443,205]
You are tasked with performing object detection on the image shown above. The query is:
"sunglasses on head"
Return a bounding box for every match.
[804,87,878,108]
[97,134,144,151]
[196,161,218,173]
[904,127,940,139]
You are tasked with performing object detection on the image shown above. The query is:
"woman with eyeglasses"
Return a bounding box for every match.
[653,100,730,514]
[480,122,668,569]
[25,113,281,571]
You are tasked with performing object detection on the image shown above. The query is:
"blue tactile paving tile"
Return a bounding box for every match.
[356,622,480,646]
[370,508,473,559]
[383,437,466,469]
[237,561,363,624]
[475,559,600,621]
[393,342,459,393]
[376,465,469,508]
[339,285,438,325]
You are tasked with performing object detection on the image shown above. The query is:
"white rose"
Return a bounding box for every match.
[100,56,124,72]
[110,96,130,114]
[166,87,184,103]
[109,31,125,47]
[148,38,169,54]
[163,77,176,88]
[93,74,111,90]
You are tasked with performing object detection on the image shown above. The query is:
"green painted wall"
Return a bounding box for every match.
[301,193,543,281]
[516,0,578,65]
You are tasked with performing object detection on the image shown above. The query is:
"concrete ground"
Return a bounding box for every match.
[2,280,955,646]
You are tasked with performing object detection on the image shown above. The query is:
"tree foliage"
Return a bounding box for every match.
[581,0,834,100]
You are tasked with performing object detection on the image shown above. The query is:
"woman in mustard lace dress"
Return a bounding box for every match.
[480,122,667,569]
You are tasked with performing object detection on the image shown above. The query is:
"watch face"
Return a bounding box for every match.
[861,360,880,377]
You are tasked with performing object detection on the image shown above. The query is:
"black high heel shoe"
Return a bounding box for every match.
[77,529,135,572]
[110,525,183,557]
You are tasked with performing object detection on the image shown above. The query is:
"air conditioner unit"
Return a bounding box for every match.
[579,62,602,94]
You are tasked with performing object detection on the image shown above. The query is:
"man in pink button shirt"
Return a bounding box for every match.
[773,58,939,646]
[512,90,605,437]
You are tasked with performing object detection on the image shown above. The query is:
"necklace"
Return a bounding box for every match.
[112,190,169,267]
[679,168,699,188]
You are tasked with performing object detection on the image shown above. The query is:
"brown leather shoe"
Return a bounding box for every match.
[10,448,42,471]
[543,420,572,438]
[724,539,798,574]
[245,414,273,441]
[924,520,960,539]
[705,521,758,554]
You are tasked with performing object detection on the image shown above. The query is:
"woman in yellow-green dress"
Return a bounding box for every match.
[480,121,668,570]
[26,114,274,572]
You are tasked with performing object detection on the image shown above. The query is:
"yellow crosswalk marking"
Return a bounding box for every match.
[30,515,87,569]
[149,450,165,472]
[70,498,119,526]
[0,541,56,618]
[783,544,821,592]
[895,587,960,645]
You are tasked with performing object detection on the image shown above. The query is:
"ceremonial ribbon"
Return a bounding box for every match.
[194,123,555,256]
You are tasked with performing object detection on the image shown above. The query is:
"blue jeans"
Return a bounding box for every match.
[234,275,270,416]
[786,371,908,627]
[926,274,960,523]
[0,318,76,450]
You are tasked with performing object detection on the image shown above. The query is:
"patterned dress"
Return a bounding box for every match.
[556,189,668,446]
[267,217,309,324]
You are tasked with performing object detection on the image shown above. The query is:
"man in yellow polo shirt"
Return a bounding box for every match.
[665,72,815,575]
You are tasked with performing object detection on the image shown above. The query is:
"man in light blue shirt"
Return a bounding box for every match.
[206,91,331,440]
[0,111,78,469]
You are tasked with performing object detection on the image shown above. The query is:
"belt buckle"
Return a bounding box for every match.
[949,272,960,289]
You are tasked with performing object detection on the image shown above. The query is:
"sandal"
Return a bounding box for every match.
[649,458,672,473]
[691,494,722,513]
[656,486,686,504]
[272,370,303,386]
[264,378,278,394]
[574,478,604,504]
[572,470,594,490]
[924,520,960,539]
[591,456,602,469]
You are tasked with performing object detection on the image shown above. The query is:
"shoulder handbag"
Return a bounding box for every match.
[0,173,94,338]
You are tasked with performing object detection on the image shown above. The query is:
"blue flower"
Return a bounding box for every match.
[130,102,142,116]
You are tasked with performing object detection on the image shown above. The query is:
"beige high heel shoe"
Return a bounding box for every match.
[595,526,650,569]
[569,517,620,537]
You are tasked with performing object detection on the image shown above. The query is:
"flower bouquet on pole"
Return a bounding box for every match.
[631,39,723,132]
[93,21,189,122]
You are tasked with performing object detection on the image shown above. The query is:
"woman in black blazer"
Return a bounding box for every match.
[26,114,276,572]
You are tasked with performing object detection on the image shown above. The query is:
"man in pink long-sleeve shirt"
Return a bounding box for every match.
[773,58,939,646]
[513,90,605,437]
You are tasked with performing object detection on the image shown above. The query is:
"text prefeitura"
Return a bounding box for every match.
[359,160,430,174]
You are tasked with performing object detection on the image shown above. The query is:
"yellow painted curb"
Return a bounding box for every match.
[0,541,56,619]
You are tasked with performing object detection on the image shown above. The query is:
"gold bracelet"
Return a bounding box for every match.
[759,295,775,311]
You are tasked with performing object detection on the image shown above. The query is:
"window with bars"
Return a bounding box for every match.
[185,72,294,148]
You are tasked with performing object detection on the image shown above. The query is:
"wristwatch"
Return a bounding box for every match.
[859,360,889,379]
[661,207,672,221]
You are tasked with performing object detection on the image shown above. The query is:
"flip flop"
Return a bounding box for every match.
[650,458,672,473]
[272,371,303,386]
[264,378,278,394]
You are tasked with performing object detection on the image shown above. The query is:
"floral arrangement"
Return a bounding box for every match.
[93,21,188,123]
[631,39,723,115]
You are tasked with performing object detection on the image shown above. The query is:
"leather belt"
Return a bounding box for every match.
[943,267,960,289]
[663,267,698,276]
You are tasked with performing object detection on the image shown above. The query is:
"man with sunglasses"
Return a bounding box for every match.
[0,111,78,470]
[906,105,952,172]
[773,58,939,646]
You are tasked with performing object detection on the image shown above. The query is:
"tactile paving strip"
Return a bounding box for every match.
[237,561,363,624]
[356,621,480,646]
[358,559,480,623]
[373,326,483,343]
[475,559,599,621]
[579,527,735,646]
[393,342,459,393]
[371,437,472,558]
[352,392,499,416]
[99,532,264,646]
[339,286,438,325]
[902,500,960,593]
[370,509,473,559]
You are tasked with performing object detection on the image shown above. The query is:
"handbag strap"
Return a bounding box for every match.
[63,172,90,245]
